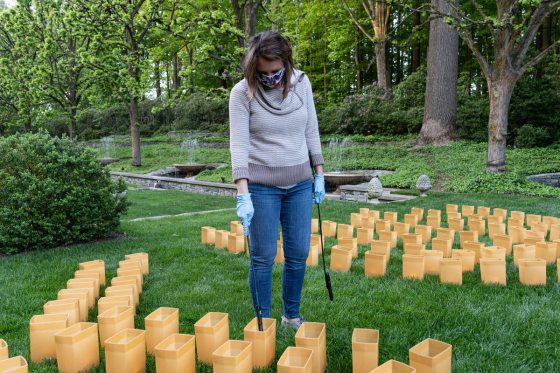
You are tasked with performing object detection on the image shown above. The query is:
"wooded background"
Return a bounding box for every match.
[0,0,558,170]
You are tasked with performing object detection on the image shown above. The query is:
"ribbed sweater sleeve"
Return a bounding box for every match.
[304,75,324,166]
[229,84,251,182]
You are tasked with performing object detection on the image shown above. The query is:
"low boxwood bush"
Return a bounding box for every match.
[514,124,552,148]
[0,131,128,254]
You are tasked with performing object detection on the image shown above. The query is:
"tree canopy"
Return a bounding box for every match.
[0,0,558,170]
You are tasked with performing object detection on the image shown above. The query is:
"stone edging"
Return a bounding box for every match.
[111,171,236,197]
[340,183,416,203]
[527,173,560,188]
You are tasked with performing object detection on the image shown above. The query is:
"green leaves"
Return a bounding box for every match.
[0,131,128,254]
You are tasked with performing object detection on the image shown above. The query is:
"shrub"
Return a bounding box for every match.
[98,103,130,134]
[76,104,128,140]
[456,93,489,142]
[0,131,128,254]
[138,99,174,136]
[35,112,71,138]
[514,124,552,148]
[76,107,105,140]
[510,54,560,144]
[317,84,423,136]
[392,66,426,110]
[173,93,228,132]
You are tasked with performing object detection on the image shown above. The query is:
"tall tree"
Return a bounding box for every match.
[76,0,165,166]
[0,2,40,132]
[34,0,104,139]
[160,0,243,92]
[231,0,263,43]
[436,0,560,172]
[417,0,459,145]
[343,0,392,99]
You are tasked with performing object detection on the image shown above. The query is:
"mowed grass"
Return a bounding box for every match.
[123,189,235,220]
[1,190,560,372]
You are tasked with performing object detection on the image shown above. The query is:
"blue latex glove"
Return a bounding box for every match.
[236,193,254,236]
[313,174,325,204]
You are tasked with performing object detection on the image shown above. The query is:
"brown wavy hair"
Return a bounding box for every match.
[242,31,295,100]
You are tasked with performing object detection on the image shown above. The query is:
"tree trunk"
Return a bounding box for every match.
[244,0,261,39]
[187,46,194,95]
[124,18,142,166]
[395,10,402,84]
[154,61,162,98]
[68,107,77,139]
[465,42,472,95]
[270,0,277,31]
[541,14,552,49]
[411,7,421,73]
[486,78,515,172]
[355,32,362,91]
[23,116,32,132]
[323,13,328,99]
[166,60,171,95]
[172,53,181,92]
[395,45,402,84]
[417,0,459,146]
[129,95,141,166]
[66,38,79,140]
[68,78,78,140]
[375,39,391,99]
[231,0,245,47]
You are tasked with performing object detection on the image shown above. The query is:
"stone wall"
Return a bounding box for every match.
[527,173,560,188]
[339,183,416,203]
[111,171,237,197]
[340,184,369,202]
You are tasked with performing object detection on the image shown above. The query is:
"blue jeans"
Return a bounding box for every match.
[247,179,312,319]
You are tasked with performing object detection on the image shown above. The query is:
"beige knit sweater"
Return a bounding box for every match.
[229,69,324,187]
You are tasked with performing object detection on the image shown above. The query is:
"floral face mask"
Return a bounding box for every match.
[257,67,285,88]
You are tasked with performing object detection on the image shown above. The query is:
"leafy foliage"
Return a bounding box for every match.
[317,83,423,135]
[0,131,128,254]
[75,95,227,140]
[514,124,552,148]
[429,142,560,197]
[172,93,229,132]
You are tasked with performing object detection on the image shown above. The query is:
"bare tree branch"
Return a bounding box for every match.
[360,0,376,32]
[513,1,559,69]
[519,39,560,76]
[342,0,376,43]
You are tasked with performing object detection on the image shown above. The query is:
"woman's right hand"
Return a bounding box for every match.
[236,193,254,236]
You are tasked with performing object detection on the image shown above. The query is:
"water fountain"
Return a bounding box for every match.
[99,137,120,165]
[173,139,207,177]
[323,138,366,193]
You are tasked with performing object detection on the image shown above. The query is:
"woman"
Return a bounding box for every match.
[229,30,325,329]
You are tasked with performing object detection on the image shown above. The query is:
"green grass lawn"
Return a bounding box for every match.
[1,190,560,372]
[124,189,234,220]
[96,139,560,198]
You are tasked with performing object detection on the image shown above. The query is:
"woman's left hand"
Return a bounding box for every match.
[313,174,325,204]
